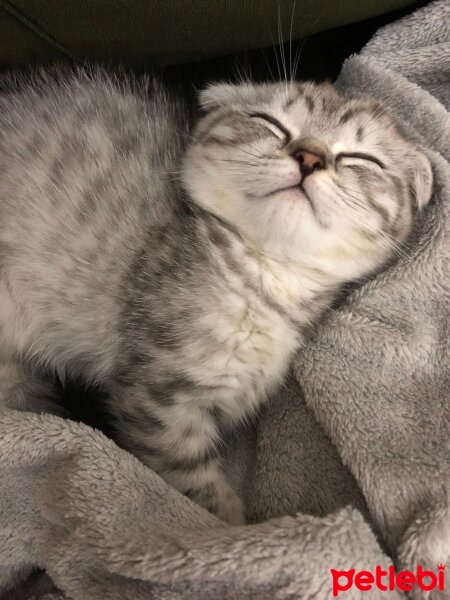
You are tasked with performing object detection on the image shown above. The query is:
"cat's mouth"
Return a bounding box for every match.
[269,183,316,211]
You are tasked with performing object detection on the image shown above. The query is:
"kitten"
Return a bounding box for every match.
[0,70,432,524]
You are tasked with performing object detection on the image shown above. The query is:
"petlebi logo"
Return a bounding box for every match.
[330,564,446,597]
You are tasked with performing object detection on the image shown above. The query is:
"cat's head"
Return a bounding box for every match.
[182,81,432,280]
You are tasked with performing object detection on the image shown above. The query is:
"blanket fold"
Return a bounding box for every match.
[1,410,400,600]
[1,1,448,598]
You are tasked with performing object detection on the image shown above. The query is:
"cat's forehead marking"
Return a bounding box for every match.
[283,95,298,110]
[339,107,365,125]
[281,83,336,113]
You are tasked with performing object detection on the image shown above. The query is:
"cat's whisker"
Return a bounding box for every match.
[359,105,387,129]
[211,157,269,171]
[292,8,324,81]
[211,158,262,166]
[358,105,389,133]
[288,0,297,85]
[276,1,289,97]
[217,142,265,161]
[376,226,414,259]
[360,125,385,139]
[343,209,404,259]
[337,185,415,257]
[338,190,380,216]
[265,22,283,82]
[233,56,252,86]
[329,187,411,262]
[335,187,372,215]
[258,48,277,82]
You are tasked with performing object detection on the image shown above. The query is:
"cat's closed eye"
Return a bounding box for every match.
[247,112,292,143]
[336,152,385,170]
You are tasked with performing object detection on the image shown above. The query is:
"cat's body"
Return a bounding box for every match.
[0,70,432,524]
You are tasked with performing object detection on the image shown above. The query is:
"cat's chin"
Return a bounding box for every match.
[265,184,316,216]
[284,184,315,208]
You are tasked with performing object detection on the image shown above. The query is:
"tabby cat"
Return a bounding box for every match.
[0,70,432,524]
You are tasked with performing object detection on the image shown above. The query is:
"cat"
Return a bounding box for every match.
[0,69,432,524]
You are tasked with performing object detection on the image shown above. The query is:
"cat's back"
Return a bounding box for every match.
[0,67,189,232]
[0,69,192,373]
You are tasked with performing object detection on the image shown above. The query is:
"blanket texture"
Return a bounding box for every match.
[0,1,448,598]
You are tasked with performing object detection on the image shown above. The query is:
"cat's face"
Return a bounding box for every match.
[183,82,432,280]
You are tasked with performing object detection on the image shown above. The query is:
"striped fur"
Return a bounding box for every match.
[0,70,432,524]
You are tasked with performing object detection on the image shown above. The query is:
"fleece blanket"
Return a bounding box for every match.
[0,1,449,598]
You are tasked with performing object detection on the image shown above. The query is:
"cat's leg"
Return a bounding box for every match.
[110,384,246,525]
[0,360,61,414]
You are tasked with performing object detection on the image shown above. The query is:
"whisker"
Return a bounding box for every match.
[211,158,266,168]
[208,141,265,161]
[359,105,388,134]
[326,183,412,262]
[359,106,386,130]
[360,125,385,140]
[292,9,323,80]
[288,0,297,84]
[336,187,372,215]
[258,47,277,82]
[277,1,288,95]
[338,184,414,253]
[265,23,283,82]
[233,55,252,86]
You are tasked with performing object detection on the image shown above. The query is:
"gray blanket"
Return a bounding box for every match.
[1,1,449,598]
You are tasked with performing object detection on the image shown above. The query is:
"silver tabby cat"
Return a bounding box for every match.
[0,70,432,524]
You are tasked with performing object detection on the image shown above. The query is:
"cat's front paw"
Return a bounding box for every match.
[215,489,246,525]
[213,479,246,525]
[188,478,246,525]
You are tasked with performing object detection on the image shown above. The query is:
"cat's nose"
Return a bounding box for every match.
[289,137,329,180]
[293,149,326,179]
[296,150,325,171]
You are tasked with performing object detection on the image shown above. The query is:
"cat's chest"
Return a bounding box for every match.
[214,263,305,386]
[218,293,298,381]
[177,245,314,421]
[185,282,300,415]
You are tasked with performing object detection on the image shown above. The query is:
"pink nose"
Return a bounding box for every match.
[289,138,329,180]
[295,150,325,173]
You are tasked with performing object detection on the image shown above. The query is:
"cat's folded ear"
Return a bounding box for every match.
[410,150,433,209]
[198,83,241,112]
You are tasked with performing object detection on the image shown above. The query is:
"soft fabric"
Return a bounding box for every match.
[0,1,448,598]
